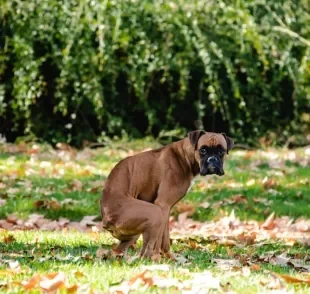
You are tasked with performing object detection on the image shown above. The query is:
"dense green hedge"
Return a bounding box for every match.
[0,0,309,146]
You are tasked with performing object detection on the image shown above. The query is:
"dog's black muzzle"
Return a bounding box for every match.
[200,156,224,176]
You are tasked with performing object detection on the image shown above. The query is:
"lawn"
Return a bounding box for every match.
[0,139,309,293]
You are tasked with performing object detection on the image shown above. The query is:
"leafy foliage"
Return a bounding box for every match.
[0,0,309,145]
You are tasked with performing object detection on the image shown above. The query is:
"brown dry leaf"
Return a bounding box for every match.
[22,274,42,290]
[70,179,83,191]
[34,200,45,209]
[184,239,201,249]
[295,219,310,232]
[250,264,261,271]
[263,177,279,189]
[40,272,66,292]
[260,273,285,290]
[49,198,61,210]
[7,214,18,224]
[277,273,310,284]
[216,238,238,246]
[66,284,79,293]
[151,253,162,262]
[129,270,154,287]
[74,271,84,278]
[236,232,257,245]
[109,271,152,293]
[231,194,247,204]
[261,212,276,229]
[34,199,61,211]
[3,233,16,244]
[96,248,111,259]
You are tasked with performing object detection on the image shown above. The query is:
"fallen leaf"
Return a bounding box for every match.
[199,201,211,209]
[185,271,221,291]
[216,238,238,246]
[66,284,79,293]
[9,261,21,272]
[151,253,162,262]
[174,253,190,265]
[96,248,110,259]
[276,273,310,284]
[212,258,241,269]
[231,194,247,204]
[3,234,16,244]
[253,197,273,206]
[40,272,66,292]
[250,264,261,271]
[34,198,61,211]
[69,179,83,191]
[74,271,84,278]
[236,232,257,245]
[7,214,18,224]
[263,177,279,189]
[261,212,276,230]
[23,275,43,290]
[142,264,170,271]
[288,260,310,272]
[270,252,290,266]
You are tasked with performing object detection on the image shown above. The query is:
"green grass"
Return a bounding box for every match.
[1,231,309,293]
[0,141,309,293]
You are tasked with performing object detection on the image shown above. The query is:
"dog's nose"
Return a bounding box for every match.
[207,156,217,163]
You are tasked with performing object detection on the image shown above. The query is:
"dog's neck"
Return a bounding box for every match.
[177,138,200,177]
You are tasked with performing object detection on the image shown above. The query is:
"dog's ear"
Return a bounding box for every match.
[221,133,234,154]
[188,130,205,149]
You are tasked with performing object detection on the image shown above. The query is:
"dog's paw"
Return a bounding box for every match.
[151,253,162,262]
[163,251,176,260]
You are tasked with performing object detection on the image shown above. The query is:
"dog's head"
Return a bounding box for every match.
[188,130,234,176]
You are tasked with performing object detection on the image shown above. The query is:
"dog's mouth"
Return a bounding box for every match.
[200,165,224,176]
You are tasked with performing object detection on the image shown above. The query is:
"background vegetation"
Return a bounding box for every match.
[0,0,309,146]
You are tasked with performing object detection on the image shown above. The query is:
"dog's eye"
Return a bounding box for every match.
[199,148,207,155]
[218,150,225,156]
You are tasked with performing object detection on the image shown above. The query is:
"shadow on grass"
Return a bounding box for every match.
[1,235,309,274]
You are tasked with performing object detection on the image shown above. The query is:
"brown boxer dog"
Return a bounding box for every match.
[100,131,234,258]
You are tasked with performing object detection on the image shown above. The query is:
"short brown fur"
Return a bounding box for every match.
[101,131,233,258]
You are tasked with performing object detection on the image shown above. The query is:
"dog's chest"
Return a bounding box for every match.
[187,177,197,193]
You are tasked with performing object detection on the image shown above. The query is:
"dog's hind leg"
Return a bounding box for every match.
[106,197,164,258]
